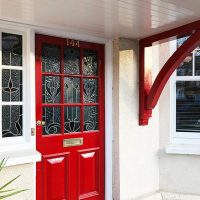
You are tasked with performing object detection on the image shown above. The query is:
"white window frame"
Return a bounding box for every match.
[170,39,200,146]
[0,23,40,166]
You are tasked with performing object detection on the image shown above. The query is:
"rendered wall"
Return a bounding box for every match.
[113,38,160,200]
[0,163,35,200]
[159,42,200,195]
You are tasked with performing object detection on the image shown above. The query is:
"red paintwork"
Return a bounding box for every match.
[35,34,105,200]
[139,20,200,125]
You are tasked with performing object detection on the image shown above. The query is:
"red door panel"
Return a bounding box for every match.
[43,153,69,200]
[35,34,105,200]
[78,148,100,199]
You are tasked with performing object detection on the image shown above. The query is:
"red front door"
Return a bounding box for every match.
[35,34,105,200]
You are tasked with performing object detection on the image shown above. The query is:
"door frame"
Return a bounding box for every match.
[32,28,113,200]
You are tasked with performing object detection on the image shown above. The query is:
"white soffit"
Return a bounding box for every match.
[0,0,200,39]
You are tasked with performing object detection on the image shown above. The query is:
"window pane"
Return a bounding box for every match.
[84,106,98,131]
[83,79,98,103]
[2,105,23,137]
[42,107,61,135]
[64,78,80,103]
[83,50,98,75]
[42,76,61,103]
[195,50,200,76]
[177,36,189,48]
[176,53,193,76]
[2,69,22,102]
[64,107,80,133]
[64,48,80,74]
[2,32,22,66]
[176,81,200,132]
[42,44,60,73]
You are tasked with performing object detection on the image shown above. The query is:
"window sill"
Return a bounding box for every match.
[0,147,41,167]
[166,144,200,155]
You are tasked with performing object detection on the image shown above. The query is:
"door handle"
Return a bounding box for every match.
[36,120,46,126]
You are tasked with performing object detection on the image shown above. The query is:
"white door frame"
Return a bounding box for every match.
[33,27,113,200]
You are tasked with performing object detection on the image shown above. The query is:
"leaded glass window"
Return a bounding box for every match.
[41,42,101,135]
[1,32,23,138]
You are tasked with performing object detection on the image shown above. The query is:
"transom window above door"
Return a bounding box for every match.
[41,43,100,135]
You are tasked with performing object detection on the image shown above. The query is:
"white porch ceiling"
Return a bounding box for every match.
[0,0,200,39]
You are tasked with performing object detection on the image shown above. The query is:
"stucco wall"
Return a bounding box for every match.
[159,42,200,195]
[113,38,160,200]
[0,163,35,200]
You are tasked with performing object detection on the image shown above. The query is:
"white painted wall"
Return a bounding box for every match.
[113,38,160,200]
[0,163,35,200]
[159,41,200,195]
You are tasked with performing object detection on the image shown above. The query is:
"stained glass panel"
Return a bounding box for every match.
[2,69,23,102]
[2,105,23,137]
[42,44,60,73]
[64,78,80,103]
[84,106,98,131]
[64,48,80,74]
[42,107,61,135]
[42,76,61,103]
[64,107,80,133]
[2,32,22,66]
[83,79,98,103]
[83,50,98,75]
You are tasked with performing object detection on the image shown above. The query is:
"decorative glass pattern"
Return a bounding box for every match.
[84,79,98,103]
[64,48,80,74]
[64,107,80,133]
[2,105,23,137]
[43,107,61,135]
[2,69,22,102]
[64,78,80,103]
[83,50,98,75]
[42,44,60,73]
[84,106,98,131]
[42,76,61,103]
[2,32,22,66]
[176,81,200,132]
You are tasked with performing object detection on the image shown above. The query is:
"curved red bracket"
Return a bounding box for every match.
[139,20,200,125]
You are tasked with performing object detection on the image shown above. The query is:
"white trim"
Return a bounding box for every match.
[169,38,200,146]
[105,40,113,200]
[166,144,200,155]
[0,148,41,167]
[0,19,108,44]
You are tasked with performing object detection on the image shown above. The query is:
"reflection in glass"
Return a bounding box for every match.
[42,44,60,73]
[84,106,98,131]
[43,107,61,135]
[176,81,200,132]
[42,76,61,103]
[84,79,98,103]
[177,36,189,48]
[2,69,22,102]
[195,50,200,76]
[83,50,98,75]
[176,53,193,76]
[2,32,22,66]
[64,48,80,74]
[2,105,23,137]
[64,78,80,103]
[64,107,80,133]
